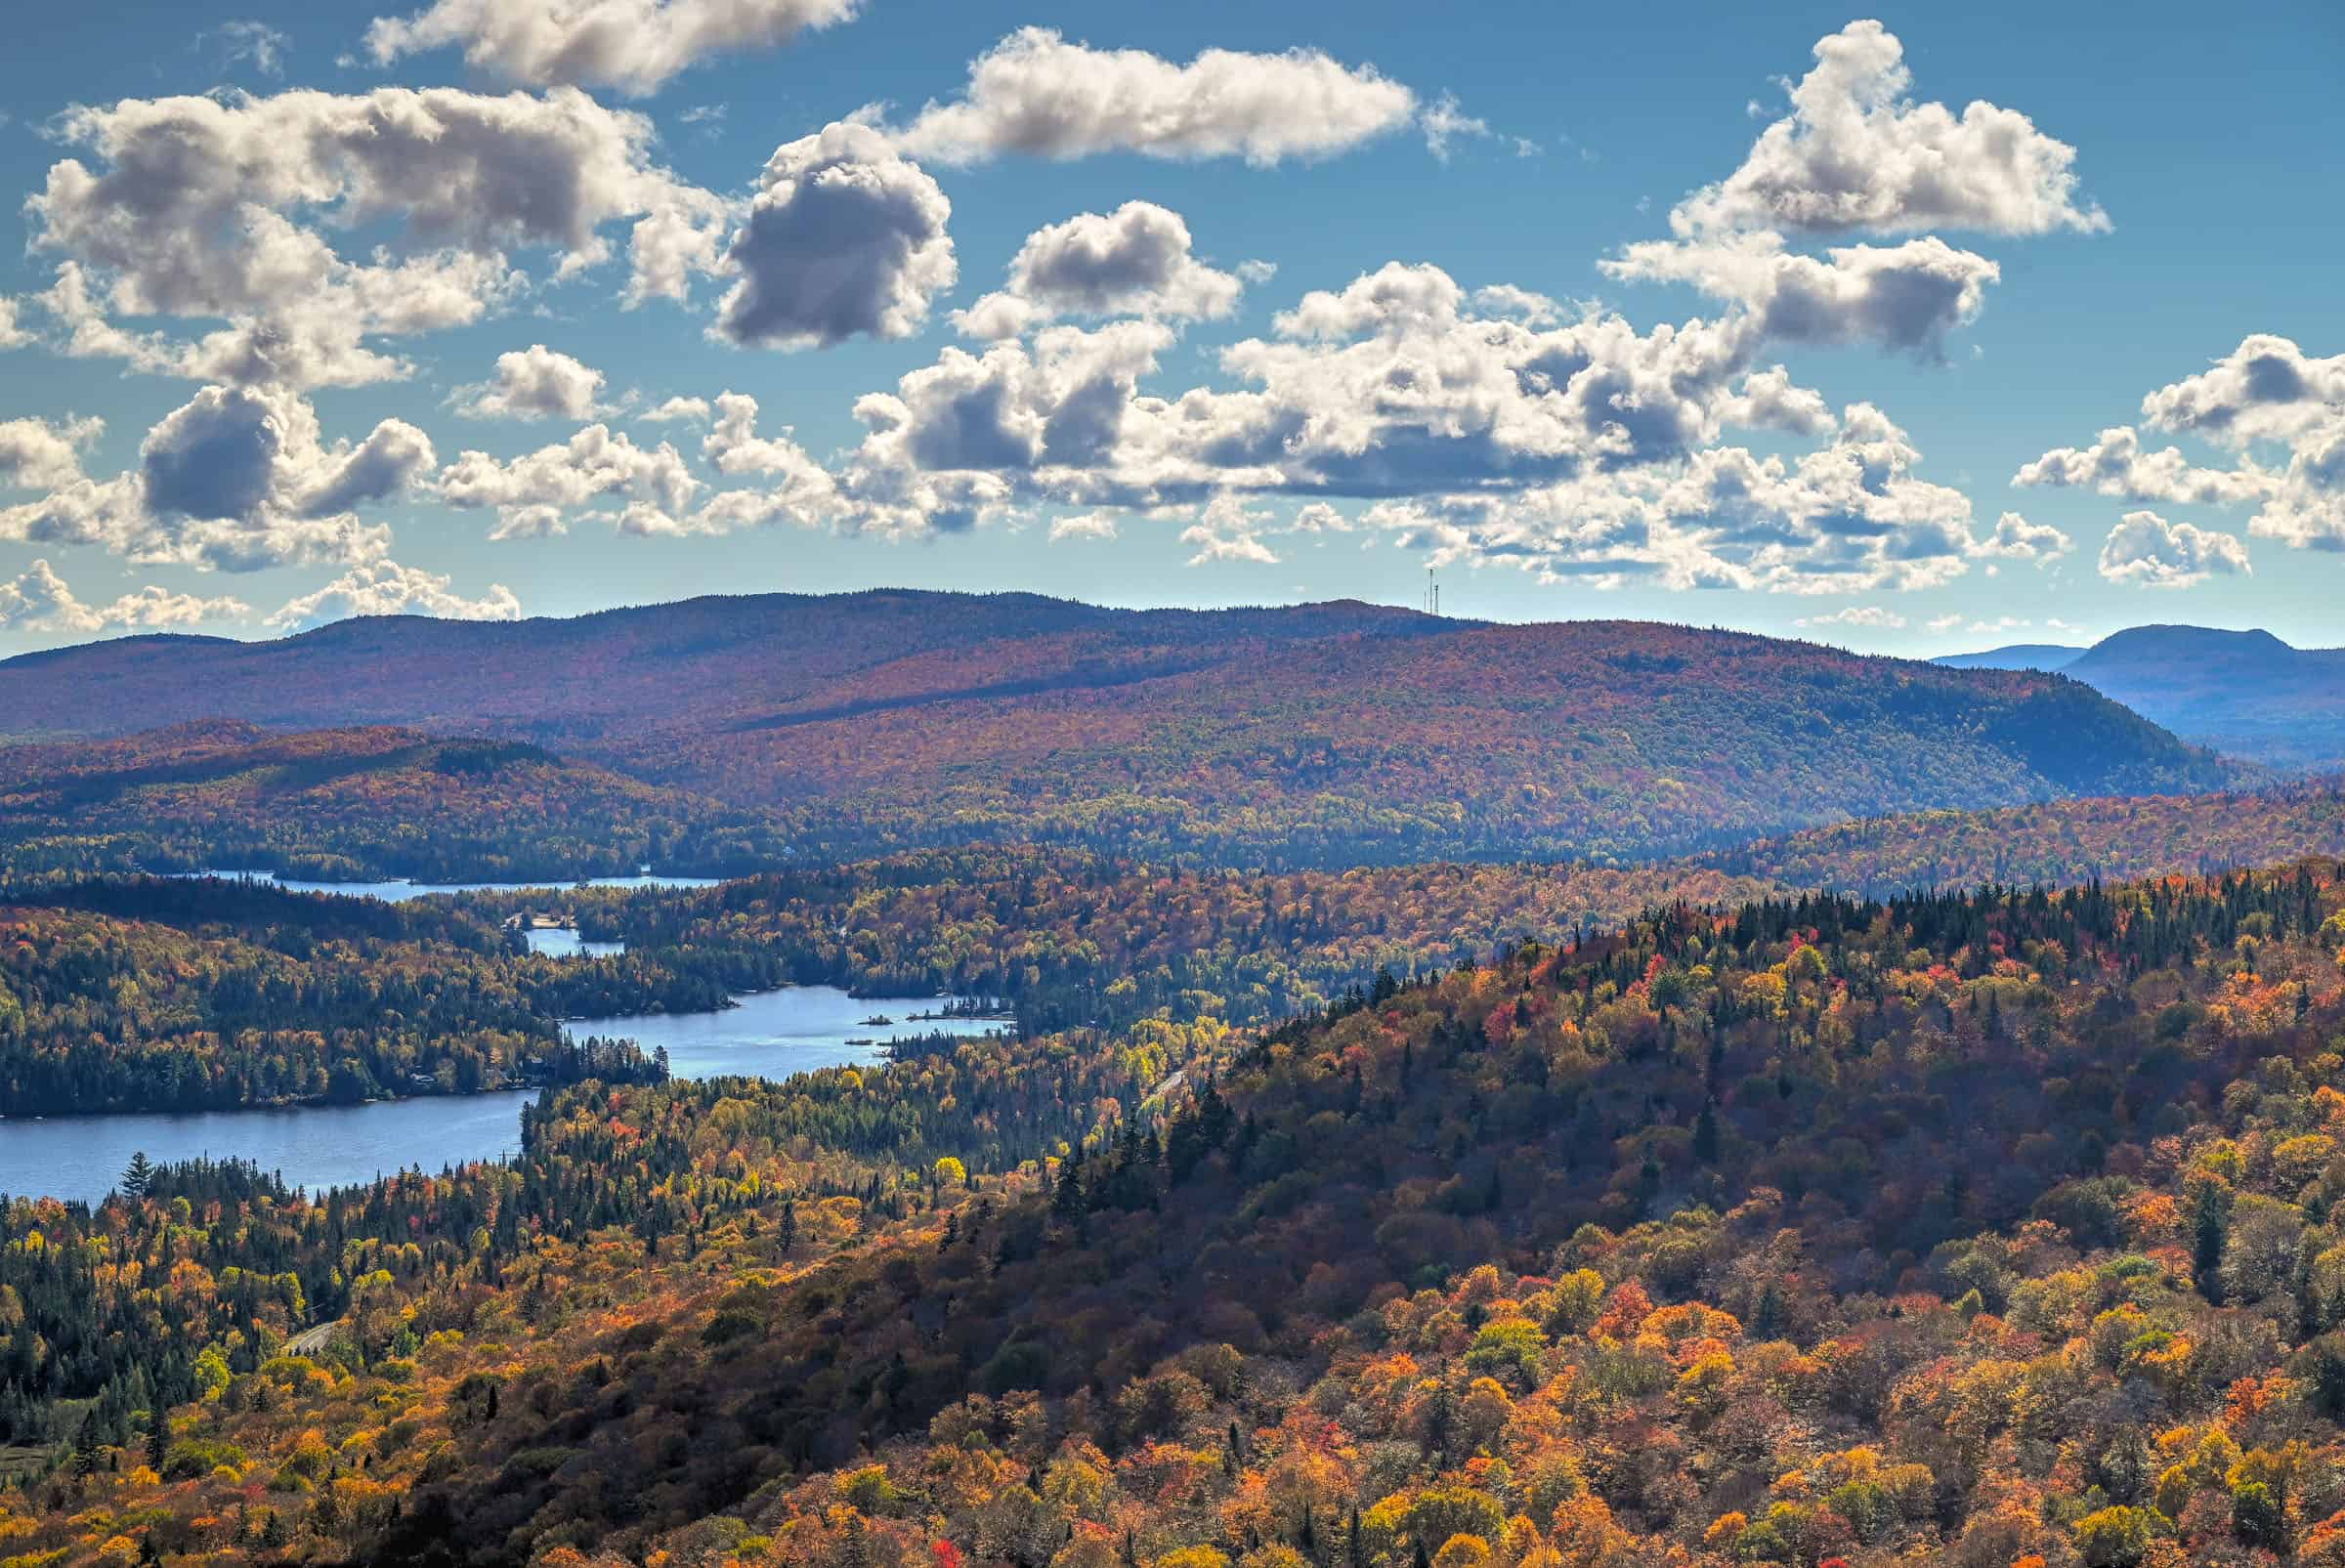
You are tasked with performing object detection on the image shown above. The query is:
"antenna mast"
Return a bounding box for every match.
[1423,567,1439,617]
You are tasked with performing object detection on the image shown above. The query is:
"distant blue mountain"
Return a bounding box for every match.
[1932,643,2085,671]
[1940,625,2345,769]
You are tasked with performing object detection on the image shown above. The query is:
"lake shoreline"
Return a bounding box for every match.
[1,987,992,1207]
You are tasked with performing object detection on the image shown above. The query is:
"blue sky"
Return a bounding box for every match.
[1,0,2339,656]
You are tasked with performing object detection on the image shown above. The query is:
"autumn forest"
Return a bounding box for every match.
[2,593,2345,1568]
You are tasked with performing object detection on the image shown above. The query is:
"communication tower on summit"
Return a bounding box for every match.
[1423,568,1440,617]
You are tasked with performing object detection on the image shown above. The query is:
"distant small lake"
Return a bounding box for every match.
[175,869,724,904]
[0,988,995,1208]
[563,986,1001,1083]
[523,927,625,959]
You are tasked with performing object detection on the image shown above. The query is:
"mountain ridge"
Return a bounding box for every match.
[0,593,2239,869]
[1938,622,2345,769]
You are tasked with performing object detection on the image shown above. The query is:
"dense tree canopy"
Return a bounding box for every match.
[6,863,2345,1566]
[0,722,785,882]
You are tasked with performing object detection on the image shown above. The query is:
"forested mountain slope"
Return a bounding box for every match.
[1711,776,2345,896]
[0,721,787,880]
[10,864,2345,1564]
[2062,627,2345,771]
[0,594,1447,742]
[0,597,2240,867]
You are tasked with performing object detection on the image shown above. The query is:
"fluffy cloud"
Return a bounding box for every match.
[1973,510,2073,562]
[1180,496,1281,566]
[955,202,1244,340]
[884,27,1417,167]
[1186,264,1772,493]
[830,261,1894,532]
[1797,605,1906,630]
[847,319,1175,487]
[1672,20,2107,238]
[0,415,107,492]
[24,86,727,388]
[1047,512,1119,542]
[365,0,859,96]
[0,560,104,634]
[641,397,712,423]
[2023,335,2344,551]
[2097,509,2250,587]
[1719,366,1837,437]
[685,393,843,531]
[0,385,427,572]
[140,385,434,530]
[0,297,29,351]
[1180,526,1279,566]
[437,423,701,538]
[457,344,613,421]
[2141,333,2345,445]
[2247,419,2345,551]
[1288,502,1352,533]
[99,583,256,629]
[713,122,956,350]
[267,560,521,630]
[2015,424,2273,505]
[0,559,247,636]
[1603,233,1999,359]
[2136,335,2345,550]
[1357,402,2015,596]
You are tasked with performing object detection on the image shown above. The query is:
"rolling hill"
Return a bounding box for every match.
[1939,623,2345,769]
[15,861,2345,1564]
[1708,774,2345,895]
[0,720,785,881]
[0,593,2242,868]
[1930,641,2083,670]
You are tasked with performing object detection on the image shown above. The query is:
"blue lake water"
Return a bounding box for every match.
[179,869,723,903]
[523,927,625,958]
[0,1091,538,1211]
[0,988,998,1208]
[559,987,999,1082]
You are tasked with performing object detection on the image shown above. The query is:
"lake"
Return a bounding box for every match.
[0,988,996,1208]
[179,869,723,903]
[0,1091,538,1210]
[523,927,624,958]
[559,986,1001,1082]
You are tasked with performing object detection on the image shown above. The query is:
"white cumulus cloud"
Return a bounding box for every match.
[883,27,1418,167]
[436,422,701,538]
[1672,20,2108,238]
[365,0,859,96]
[1603,233,2000,360]
[267,560,522,630]
[1974,511,2073,563]
[2097,509,2250,587]
[2023,335,2345,552]
[713,121,956,350]
[2015,424,2273,506]
[24,86,728,389]
[1,385,428,572]
[1797,605,1906,630]
[955,202,1244,340]
[0,559,247,637]
[456,344,613,421]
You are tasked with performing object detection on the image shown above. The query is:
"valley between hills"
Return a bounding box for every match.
[3,593,2344,1568]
